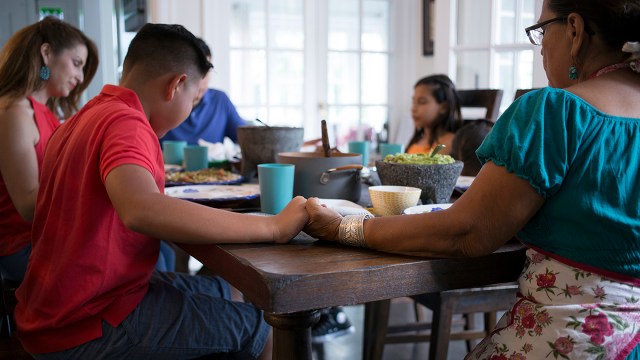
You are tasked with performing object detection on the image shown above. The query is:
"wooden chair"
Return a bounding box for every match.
[363,284,518,360]
[457,89,504,123]
[514,88,540,100]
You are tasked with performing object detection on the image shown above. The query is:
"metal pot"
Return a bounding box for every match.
[276,152,363,202]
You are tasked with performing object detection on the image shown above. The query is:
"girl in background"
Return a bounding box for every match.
[406,74,463,155]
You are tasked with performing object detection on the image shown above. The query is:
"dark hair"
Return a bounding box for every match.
[547,0,640,50]
[0,16,99,118]
[196,37,212,58]
[122,23,212,81]
[408,74,463,150]
[451,119,493,176]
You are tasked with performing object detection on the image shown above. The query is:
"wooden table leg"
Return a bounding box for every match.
[264,310,320,360]
[363,300,391,360]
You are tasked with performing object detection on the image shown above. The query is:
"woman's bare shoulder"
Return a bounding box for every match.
[0,97,36,132]
[0,96,31,116]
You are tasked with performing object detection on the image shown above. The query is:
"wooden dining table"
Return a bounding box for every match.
[179,235,525,360]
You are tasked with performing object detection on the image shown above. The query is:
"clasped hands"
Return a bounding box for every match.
[303,197,343,242]
[275,197,354,243]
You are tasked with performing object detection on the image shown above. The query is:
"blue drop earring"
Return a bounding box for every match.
[568,65,578,80]
[39,65,50,80]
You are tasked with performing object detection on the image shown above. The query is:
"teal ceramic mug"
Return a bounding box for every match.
[258,163,295,214]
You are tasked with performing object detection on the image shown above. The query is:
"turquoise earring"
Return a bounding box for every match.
[568,65,578,80]
[39,65,50,80]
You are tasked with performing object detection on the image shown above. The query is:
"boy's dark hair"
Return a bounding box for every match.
[122,23,212,80]
[451,119,494,176]
[195,37,212,58]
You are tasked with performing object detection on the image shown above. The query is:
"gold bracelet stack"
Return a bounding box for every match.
[338,214,373,248]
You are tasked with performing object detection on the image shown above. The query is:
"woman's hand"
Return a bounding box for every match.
[304,197,342,242]
[272,196,309,243]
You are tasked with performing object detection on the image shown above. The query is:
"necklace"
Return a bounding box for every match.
[589,62,630,79]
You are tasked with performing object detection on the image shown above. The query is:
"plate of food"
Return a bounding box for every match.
[165,184,260,202]
[403,203,453,215]
[164,164,183,172]
[165,167,243,186]
[455,176,475,190]
[318,198,373,216]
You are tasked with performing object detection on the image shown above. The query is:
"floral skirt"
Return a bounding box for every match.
[466,248,640,360]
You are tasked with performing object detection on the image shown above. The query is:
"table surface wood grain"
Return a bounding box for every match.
[178,183,526,359]
[181,237,525,315]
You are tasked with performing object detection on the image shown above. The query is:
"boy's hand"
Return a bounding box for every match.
[303,197,342,242]
[272,196,308,243]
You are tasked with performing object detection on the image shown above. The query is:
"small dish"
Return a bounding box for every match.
[403,203,453,215]
[455,176,475,190]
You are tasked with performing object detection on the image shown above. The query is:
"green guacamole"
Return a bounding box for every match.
[383,153,455,165]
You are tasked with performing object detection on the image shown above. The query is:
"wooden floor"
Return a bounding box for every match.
[314,298,472,360]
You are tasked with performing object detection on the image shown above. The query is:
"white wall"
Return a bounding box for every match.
[81,0,117,99]
[0,0,117,101]
[0,0,38,47]
[390,0,440,144]
[415,0,435,77]
[389,0,429,144]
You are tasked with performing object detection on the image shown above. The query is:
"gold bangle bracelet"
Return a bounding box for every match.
[338,214,373,248]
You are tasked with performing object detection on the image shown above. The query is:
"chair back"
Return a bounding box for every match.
[457,89,504,123]
[514,88,541,100]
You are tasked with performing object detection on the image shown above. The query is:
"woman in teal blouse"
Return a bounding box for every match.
[304,0,640,358]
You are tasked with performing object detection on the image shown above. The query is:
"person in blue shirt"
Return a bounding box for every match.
[161,38,246,145]
[157,39,246,273]
[304,0,640,358]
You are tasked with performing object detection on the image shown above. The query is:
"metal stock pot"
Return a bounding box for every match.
[276,152,363,202]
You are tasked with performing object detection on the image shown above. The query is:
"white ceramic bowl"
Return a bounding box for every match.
[403,203,453,215]
[369,185,422,216]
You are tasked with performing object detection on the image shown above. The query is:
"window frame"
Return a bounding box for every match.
[432,0,546,113]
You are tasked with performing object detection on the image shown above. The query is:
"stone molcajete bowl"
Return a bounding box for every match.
[237,126,304,180]
[375,160,463,204]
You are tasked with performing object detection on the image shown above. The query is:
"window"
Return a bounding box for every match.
[453,0,537,111]
[326,0,390,148]
[229,0,305,128]
[229,0,391,149]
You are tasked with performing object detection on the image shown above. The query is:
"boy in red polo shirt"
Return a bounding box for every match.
[15,23,307,360]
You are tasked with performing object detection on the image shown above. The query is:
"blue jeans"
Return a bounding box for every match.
[32,272,270,360]
[0,244,31,282]
[155,240,176,272]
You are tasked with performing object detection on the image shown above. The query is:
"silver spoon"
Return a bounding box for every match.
[255,118,270,127]
[430,144,445,157]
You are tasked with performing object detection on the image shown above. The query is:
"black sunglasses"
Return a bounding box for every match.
[524,17,567,45]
